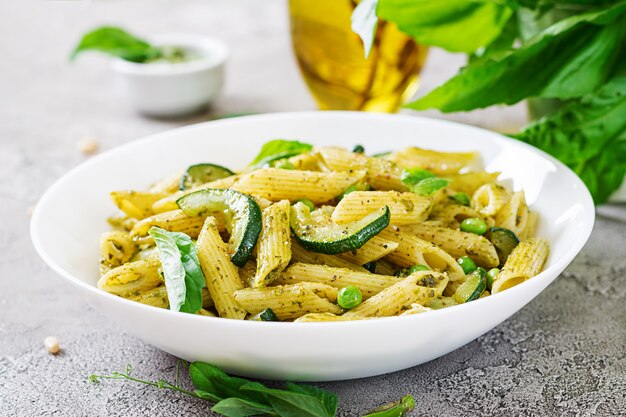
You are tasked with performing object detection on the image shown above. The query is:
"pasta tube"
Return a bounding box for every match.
[491,238,549,293]
[97,258,163,297]
[196,217,246,319]
[385,147,478,175]
[379,230,465,281]
[232,168,366,203]
[233,282,342,320]
[343,271,448,318]
[396,223,499,268]
[332,191,432,225]
[254,200,292,287]
[276,263,402,298]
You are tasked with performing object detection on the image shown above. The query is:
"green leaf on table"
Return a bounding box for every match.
[362,394,415,417]
[71,26,161,63]
[285,382,338,417]
[241,383,331,417]
[250,139,313,168]
[408,1,626,112]
[212,397,277,417]
[148,227,205,313]
[513,75,626,203]
[376,0,513,53]
[351,0,379,58]
[189,363,269,405]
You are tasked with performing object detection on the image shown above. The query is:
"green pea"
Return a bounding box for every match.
[297,199,315,211]
[450,192,471,206]
[408,264,430,274]
[338,286,363,309]
[487,268,500,290]
[272,159,295,170]
[460,217,488,235]
[352,144,365,153]
[457,256,478,274]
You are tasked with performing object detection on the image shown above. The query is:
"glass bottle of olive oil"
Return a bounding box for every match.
[289,0,428,112]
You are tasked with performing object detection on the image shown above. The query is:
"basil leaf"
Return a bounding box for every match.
[195,389,223,403]
[189,363,269,405]
[377,0,513,53]
[410,177,450,196]
[250,140,313,168]
[285,382,338,417]
[362,394,415,417]
[241,383,330,417]
[149,227,204,313]
[401,168,435,186]
[351,0,379,58]
[408,2,626,112]
[212,398,277,417]
[513,76,626,203]
[71,26,161,63]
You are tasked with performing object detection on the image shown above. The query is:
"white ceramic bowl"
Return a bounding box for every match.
[111,34,228,117]
[31,112,594,381]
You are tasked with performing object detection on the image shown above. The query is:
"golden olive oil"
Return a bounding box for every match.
[289,0,428,112]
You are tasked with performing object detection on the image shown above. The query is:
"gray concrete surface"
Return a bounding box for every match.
[1,1,624,416]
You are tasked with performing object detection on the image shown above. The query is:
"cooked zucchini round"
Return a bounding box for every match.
[179,163,235,190]
[489,227,520,266]
[290,202,390,255]
[176,189,262,267]
[453,267,487,303]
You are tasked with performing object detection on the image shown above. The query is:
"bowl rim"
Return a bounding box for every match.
[30,111,595,330]
[110,33,229,76]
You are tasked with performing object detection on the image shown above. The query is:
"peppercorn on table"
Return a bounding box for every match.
[1,0,625,416]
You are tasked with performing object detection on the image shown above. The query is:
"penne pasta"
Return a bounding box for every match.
[254,200,292,287]
[315,146,407,191]
[495,191,529,237]
[232,167,366,203]
[471,183,511,216]
[196,217,246,319]
[337,234,399,265]
[379,230,466,281]
[395,223,499,268]
[491,238,549,293]
[295,313,374,322]
[332,191,432,225]
[97,258,163,297]
[276,263,402,298]
[429,203,495,229]
[100,231,137,268]
[447,172,500,196]
[131,209,210,238]
[110,190,169,220]
[233,282,342,320]
[384,147,478,175]
[343,271,448,318]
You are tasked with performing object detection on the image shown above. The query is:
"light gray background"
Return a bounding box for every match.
[1,1,624,416]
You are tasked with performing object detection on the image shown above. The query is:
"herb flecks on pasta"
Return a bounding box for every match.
[98,140,549,321]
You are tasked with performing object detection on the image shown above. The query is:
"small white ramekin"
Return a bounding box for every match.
[111,34,229,117]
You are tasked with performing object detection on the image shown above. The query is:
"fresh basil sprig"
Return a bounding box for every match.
[89,361,415,416]
[513,76,626,203]
[352,0,626,203]
[71,26,162,63]
[408,2,626,112]
[401,168,450,196]
[250,139,313,168]
[148,227,205,314]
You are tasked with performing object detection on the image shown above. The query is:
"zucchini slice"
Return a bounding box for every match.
[176,189,262,267]
[290,202,390,255]
[453,268,487,303]
[489,227,520,266]
[179,163,235,190]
